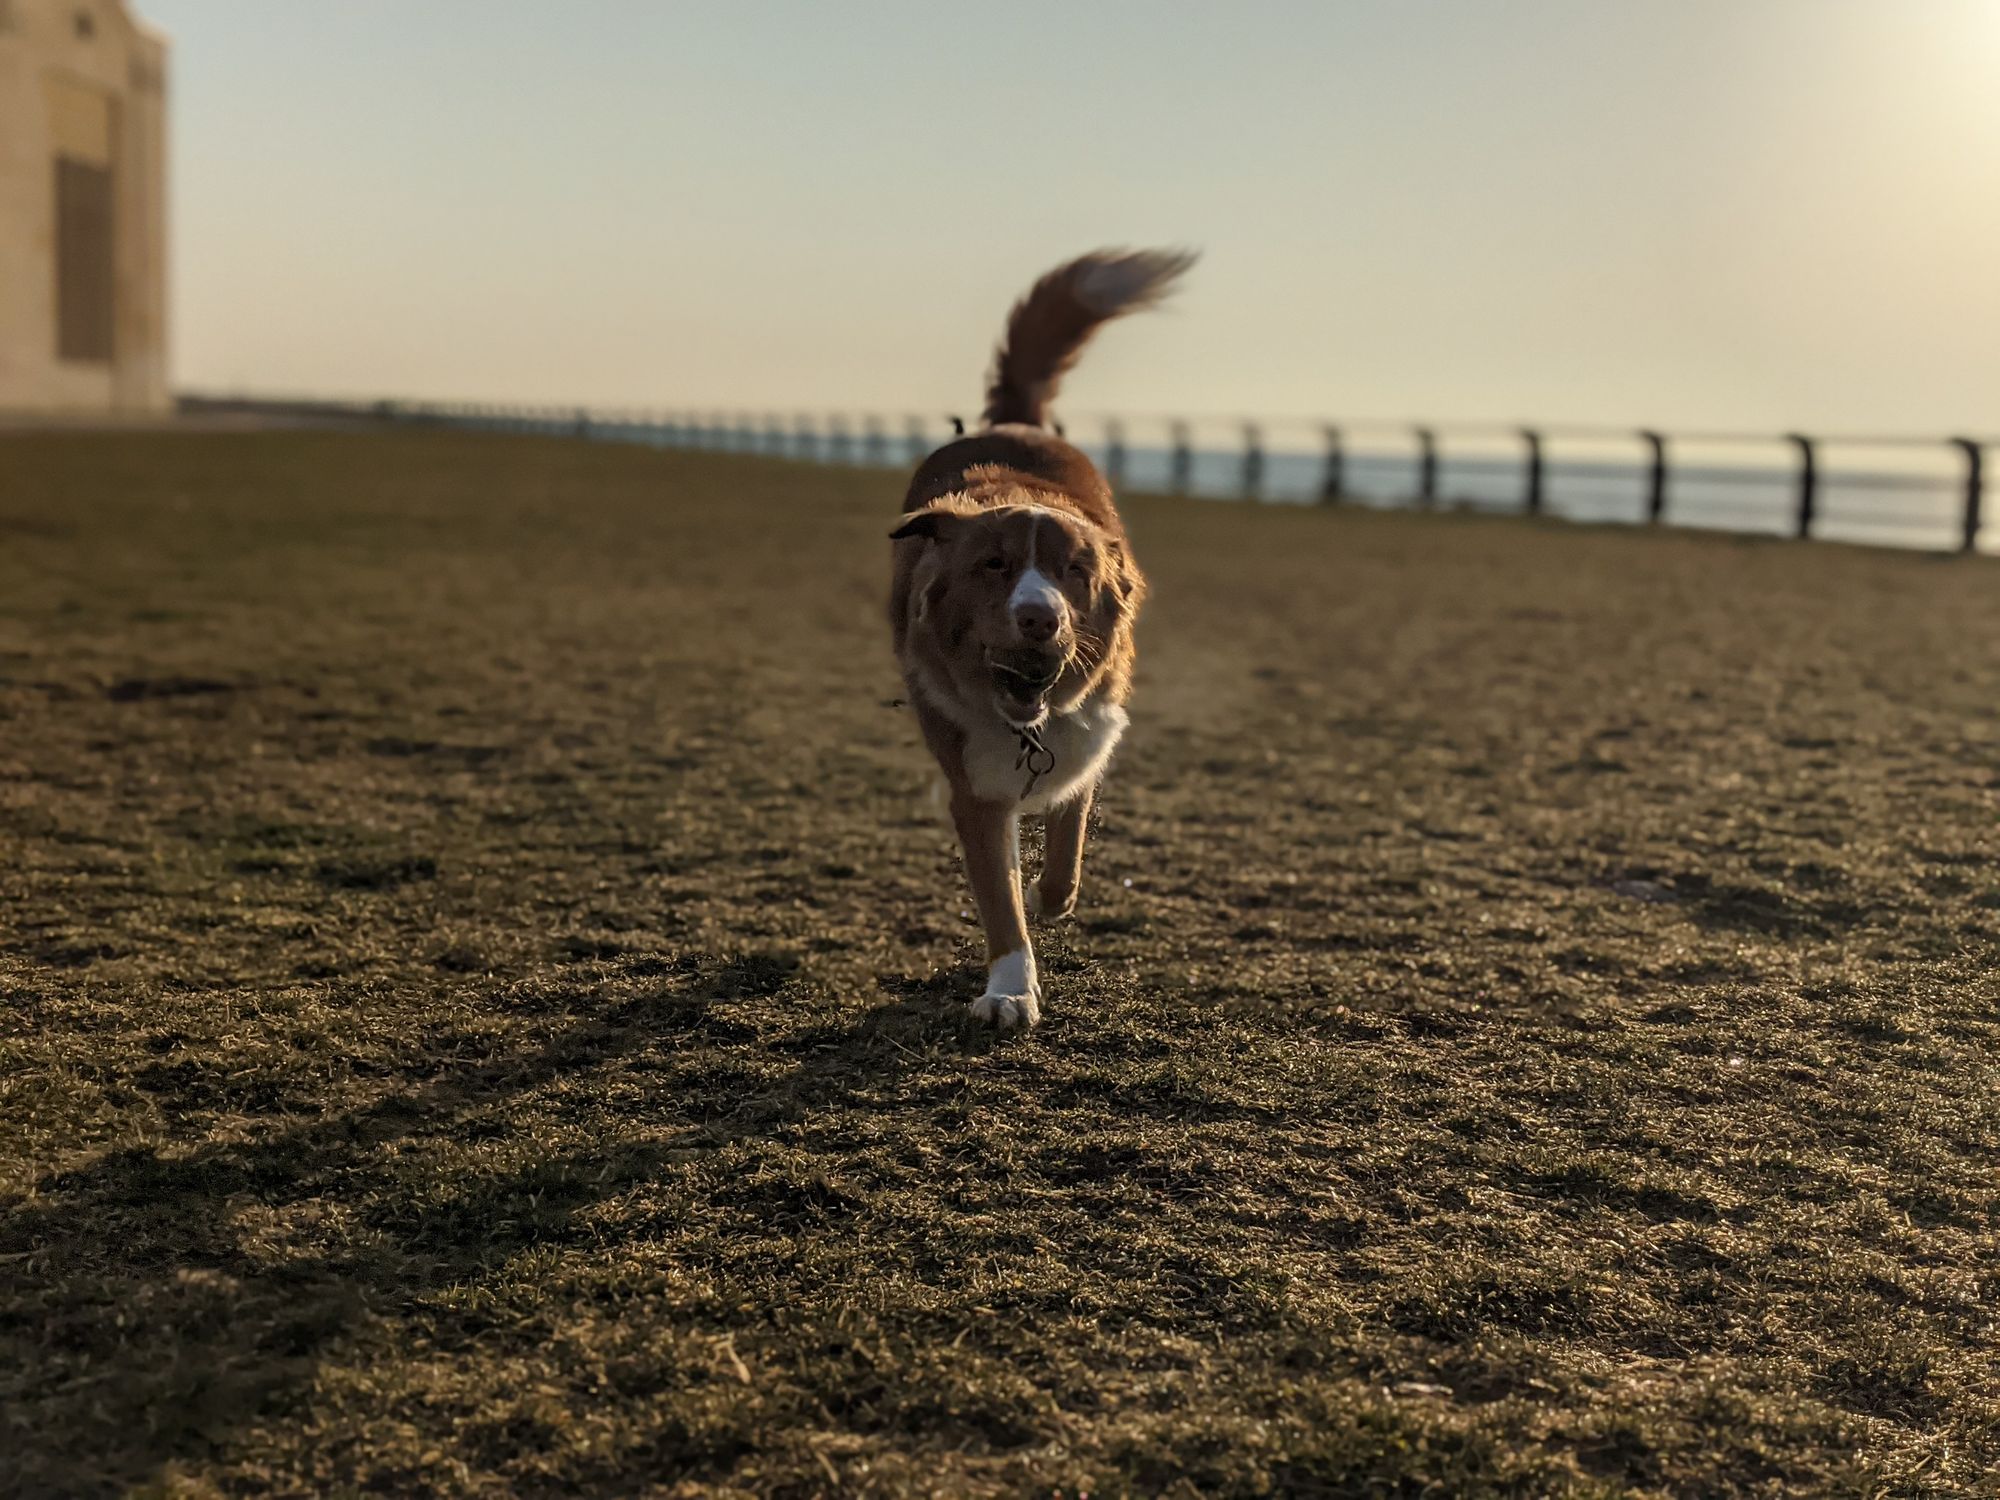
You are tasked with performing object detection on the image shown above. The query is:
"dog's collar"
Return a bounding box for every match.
[1014,722,1056,799]
[898,679,1061,799]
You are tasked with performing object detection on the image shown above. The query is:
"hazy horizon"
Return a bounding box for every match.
[144,0,1999,437]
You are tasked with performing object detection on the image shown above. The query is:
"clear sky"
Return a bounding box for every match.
[141,0,2000,436]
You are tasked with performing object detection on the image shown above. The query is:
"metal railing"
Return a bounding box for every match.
[177,395,1994,554]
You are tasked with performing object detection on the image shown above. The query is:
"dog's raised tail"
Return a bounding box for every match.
[982,247,1196,429]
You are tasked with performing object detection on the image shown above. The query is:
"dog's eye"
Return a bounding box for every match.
[982,557,1007,572]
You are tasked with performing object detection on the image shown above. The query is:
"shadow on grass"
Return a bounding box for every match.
[0,950,973,1496]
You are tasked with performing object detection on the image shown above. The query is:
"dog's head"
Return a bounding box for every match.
[892,499,1139,727]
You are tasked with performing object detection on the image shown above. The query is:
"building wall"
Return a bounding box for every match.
[0,0,168,414]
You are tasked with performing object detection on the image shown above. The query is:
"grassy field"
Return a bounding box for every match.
[2,429,1996,1499]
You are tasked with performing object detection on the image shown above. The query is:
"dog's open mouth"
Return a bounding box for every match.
[989,652,1064,724]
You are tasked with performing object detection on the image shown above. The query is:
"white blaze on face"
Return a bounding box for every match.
[1009,565,1063,619]
[1007,515,1066,629]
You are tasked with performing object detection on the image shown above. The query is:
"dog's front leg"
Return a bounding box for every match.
[1031,781,1094,923]
[950,790,1038,1028]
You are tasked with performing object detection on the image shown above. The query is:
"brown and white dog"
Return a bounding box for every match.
[890,248,1194,1028]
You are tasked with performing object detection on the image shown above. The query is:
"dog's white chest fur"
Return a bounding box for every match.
[961,698,1129,812]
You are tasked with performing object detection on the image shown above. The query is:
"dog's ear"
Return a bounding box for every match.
[1101,537,1142,607]
[890,508,962,544]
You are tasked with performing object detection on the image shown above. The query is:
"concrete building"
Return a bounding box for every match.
[0,0,167,415]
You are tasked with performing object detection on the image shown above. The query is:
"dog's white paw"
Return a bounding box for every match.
[971,948,1041,1028]
[969,987,1041,1029]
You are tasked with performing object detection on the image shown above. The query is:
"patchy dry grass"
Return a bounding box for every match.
[1,429,1996,1498]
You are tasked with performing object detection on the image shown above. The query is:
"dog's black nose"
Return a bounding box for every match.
[1014,601,1059,643]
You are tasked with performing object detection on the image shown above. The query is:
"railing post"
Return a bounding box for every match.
[1105,418,1126,488]
[1415,426,1438,507]
[574,407,590,440]
[1241,422,1264,499]
[794,414,817,462]
[1952,438,1984,554]
[905,416,929,465]
[1786,433,1817,540]
[1169,420,1192,494]
[1520,427,1544,515]
[863,415,886,466]
[1319,424,1344,503]
[1640,430,1668,523]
